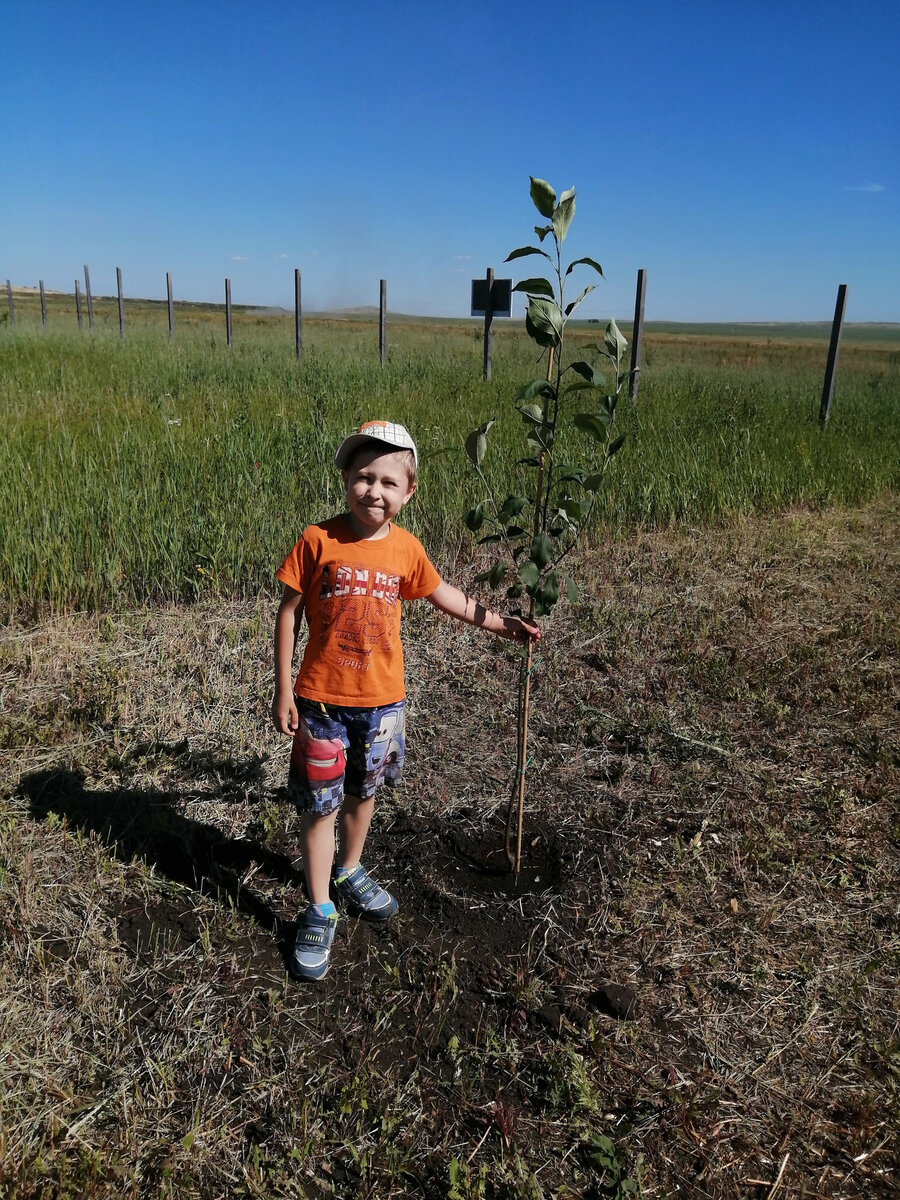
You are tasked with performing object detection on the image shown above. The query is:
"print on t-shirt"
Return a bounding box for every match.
[319,561,401,671]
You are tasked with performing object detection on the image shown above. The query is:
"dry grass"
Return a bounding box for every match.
[1,495,898,1198]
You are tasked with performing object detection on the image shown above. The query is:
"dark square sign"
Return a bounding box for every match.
[471,278,513,318]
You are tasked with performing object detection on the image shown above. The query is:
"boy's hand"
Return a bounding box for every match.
[272,690,299,737]
[499,615,541,643]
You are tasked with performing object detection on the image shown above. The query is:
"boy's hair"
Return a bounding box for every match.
[344,439,417,487]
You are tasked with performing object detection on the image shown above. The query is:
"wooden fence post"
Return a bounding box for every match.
[84,265,94,333]
[629,268,647,401]
[225,278,233,349]
[39,281,47,328]
[5,280,13,326]
[819,284,848,427]
[166,272,174,338]
[379,279,387,368]
[75,280,83,329]
[295,268,303,360]
[116,267,125,338]
[483,267,494,382]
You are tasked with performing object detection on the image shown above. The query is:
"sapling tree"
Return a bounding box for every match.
[464,177,630,873]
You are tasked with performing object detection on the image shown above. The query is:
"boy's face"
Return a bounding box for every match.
[341,446,416,537]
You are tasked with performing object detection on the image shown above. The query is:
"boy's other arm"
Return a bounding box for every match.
[424,581,540,643]
[272,585,305,736]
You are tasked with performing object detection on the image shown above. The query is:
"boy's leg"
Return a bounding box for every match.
[336,793,374,871]
[333,793,397,920]
[299,810,338,905]
[291,810,340,981]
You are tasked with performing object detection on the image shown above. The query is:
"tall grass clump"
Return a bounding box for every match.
[1,317,897,613]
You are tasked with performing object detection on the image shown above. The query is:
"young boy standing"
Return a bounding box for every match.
[272,420,539,980]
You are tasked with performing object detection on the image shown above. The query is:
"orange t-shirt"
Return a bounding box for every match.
[276,516,442,707]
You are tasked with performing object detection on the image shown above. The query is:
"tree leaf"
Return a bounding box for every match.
[534,224,553,242]
[477,532,502,544]
[555,464,585,483]
[530,532,554,569]
[607,433,627,458]
[569,360,598,384]
[565,574,579,604]
[573,413,610,442]
[561,379,605,398]
[525,310,558,348]
[464,417,494,467]
[506,583,523,599]
[583,472,605,492]
[518,560,540,588]
[498,494,529,520]
[559,497,588,524]
[565,256,604,278]
[488,561,507,589]
[565,284,595,316]
[464,503,485,531]
[517,402,544,424]
[529,177,556,218]
[505,245,551,264]
[542,570,560,608]
[465,431,486,466]
[526,297,562,343]
[514,378,555,403]
[512,276,555,298]
[527,428,552,455]
[605,317,628,362]
[552,189,576,242]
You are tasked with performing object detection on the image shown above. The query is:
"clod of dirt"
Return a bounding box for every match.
[589,982,637,1020]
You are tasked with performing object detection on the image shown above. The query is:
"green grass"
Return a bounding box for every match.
[1,307,898,612]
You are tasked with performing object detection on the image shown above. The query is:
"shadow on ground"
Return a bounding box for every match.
[20,760,301,954]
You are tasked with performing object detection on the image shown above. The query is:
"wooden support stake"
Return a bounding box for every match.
[116,267,125,338]
[39,280,47,328]
[75,280,83,329]
[225,278,233,349]
[629,268,647,400]
[483,267,494,382]
[166,272,174,338]
[5,280,14,326]
[84,265,94,333]
[294,268,303,360]
[819,284,848,427]
[506,343,555,875]
[379,279,387,368]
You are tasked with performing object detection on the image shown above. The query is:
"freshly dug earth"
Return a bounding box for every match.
[1,496,898,1198]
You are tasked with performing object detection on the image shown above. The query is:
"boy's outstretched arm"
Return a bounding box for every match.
[424,581,540,644]
[272,585,305,736]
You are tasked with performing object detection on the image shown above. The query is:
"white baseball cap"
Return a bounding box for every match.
[334,420,418,469]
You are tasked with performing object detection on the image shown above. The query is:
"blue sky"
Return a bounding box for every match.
[3,1,897,321]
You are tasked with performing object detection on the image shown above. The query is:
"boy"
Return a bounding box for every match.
[272,420,539,980]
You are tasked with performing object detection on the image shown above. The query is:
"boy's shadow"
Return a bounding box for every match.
[20,749,302,955]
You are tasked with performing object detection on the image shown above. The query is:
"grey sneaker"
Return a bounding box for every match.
[290,907,338,980]
[331,864,398,921]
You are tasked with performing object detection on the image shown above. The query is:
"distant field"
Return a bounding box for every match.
[1,300,898,612]
[6,286,900,344]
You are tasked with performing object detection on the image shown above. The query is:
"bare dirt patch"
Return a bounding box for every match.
[1,496,898,1198]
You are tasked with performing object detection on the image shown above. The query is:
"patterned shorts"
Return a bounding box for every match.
[288,697,406,815]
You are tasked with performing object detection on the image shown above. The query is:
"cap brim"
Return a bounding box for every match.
[334,431,418,469]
